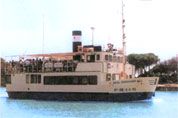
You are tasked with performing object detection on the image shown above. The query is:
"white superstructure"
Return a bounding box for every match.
[6,45,159,101]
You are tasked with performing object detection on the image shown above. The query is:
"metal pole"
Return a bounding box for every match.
[42,14,45,54]
[122,0,126,79]
[91,27,95,45]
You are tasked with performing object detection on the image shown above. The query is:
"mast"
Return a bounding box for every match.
[42,14,45,54]
[91,27,95,45]
[121,0,126,79]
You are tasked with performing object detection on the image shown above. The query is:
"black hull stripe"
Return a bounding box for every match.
[7,92,155,102]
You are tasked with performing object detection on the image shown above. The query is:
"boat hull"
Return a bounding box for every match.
[7,92,155,102]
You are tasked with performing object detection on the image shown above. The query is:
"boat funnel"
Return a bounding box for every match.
[72,30,82,52]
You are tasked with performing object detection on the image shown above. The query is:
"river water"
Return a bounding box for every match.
[0,87,178,118]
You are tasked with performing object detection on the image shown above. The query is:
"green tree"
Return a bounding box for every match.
[144,53,159,70]
[1,58,6,86]
[127,53,159,75]
[151,57,178,84]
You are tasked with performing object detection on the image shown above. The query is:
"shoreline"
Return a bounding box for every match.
[156,84,178,91]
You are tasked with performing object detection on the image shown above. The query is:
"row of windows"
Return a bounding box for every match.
[26,74,97,85]
[44,76,97,85]
[105,55,113,61]
[106,73,116,81]
[105,55,123,62]
[86,54,100,62]
[86,54,122,62]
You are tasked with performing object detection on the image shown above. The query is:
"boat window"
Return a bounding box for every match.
[112,74,116,80]
[72,76,78,84]
[106,73,111,81]
[132,88,136,91]
[30,74,41,84]
[81,76,88,85]
[105,55,108,61]
[44,75,97,85]
[73,55,81,62]
[26,74,30,84]
[96,54,100,60]
[38,75,41,83]
[109,55,112,61]
[87,55,90,62]
[119,88,124,91]
[5,75,11,84]
[113,56,117,61]
[88,76,97,85]
[87,55,95,62]
[90,55,95,62]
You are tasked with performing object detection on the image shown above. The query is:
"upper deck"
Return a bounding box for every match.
[5,50,124,74]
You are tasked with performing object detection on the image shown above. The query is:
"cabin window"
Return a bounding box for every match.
[73,76,79,84]
[30,74,41,84]
[87,55,91,62]
[112,74,116,80]
[87,55,95,62]
[26,74,30,84]
[129,75,132,78]
[106,73,111,81]
[132,88,136,91]
[44,75,97,85]
[96,54,100,60]
[109,55,112,61]
[113,56,117,61]
[38,75,41,83]
[81,76,88,85]
[88,76,97,85]
[91,55,95,62]
[5,75,11,84]
[119,88,124,91]
[73,55,81,62]
[105,55,108,61]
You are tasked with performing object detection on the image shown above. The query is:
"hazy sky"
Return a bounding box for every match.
[0,0,178,61]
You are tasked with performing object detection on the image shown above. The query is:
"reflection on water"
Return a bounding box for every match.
[1,87,178,118]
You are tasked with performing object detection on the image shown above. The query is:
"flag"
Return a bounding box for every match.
[73,35,81,42]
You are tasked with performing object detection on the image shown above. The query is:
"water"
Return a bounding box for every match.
[0,87,178,118]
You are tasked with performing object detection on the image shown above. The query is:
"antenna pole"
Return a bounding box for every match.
[122,0,126,79]
[42,14,45,54]
[91,27,95,45]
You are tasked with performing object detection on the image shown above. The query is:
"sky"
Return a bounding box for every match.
[0,0,178,61]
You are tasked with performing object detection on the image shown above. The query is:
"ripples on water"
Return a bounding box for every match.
[0,87,178,118]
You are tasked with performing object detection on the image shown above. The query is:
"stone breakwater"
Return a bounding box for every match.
[156,84,178,91]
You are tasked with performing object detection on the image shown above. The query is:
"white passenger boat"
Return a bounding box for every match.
[6,30,159,102]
